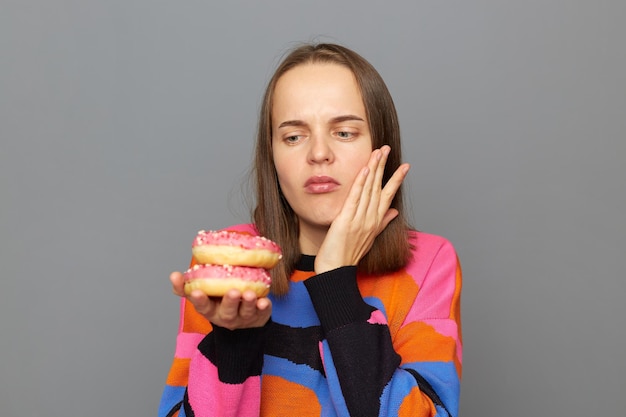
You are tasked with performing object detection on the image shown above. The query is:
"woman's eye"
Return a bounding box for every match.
[336,131,355,139]
[285,135,301,143]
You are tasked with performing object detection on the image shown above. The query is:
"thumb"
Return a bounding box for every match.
[380,208,399,232]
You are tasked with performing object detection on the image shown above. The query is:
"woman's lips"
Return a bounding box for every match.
[304,176,340,193]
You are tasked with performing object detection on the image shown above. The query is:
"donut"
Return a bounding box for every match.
[191,230,282,269]
[183,264,272,297]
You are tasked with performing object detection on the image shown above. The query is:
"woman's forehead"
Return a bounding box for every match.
[272,63,365,121]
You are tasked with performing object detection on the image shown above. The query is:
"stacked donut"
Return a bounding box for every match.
[183,230,282,297]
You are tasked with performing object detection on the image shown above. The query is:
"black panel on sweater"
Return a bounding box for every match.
[264,321,325,375]
[197,324,266,384]
[325,321,401,417]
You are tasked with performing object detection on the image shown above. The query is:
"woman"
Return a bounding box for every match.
[159,43,462,417]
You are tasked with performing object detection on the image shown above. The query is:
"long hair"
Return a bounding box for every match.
[253,43,412,295]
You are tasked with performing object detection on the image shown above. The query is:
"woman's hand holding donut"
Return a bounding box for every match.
[170,271,272,330]
[314,145,410,274]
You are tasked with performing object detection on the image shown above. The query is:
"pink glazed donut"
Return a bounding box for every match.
[191,230,282,269]
[183,264,272,297]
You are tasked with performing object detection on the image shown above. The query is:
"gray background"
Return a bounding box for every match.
[1,1,624,416]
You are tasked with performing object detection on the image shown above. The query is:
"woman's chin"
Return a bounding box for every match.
[298,215,336,232]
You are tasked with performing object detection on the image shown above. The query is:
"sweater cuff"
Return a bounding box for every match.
[197,321,269,384]
[304,266,373,332]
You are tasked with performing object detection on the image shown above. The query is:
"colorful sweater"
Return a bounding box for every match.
[159,224,462,417]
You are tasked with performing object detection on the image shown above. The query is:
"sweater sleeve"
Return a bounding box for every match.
[158,299,267,417]
[303,237,462,417]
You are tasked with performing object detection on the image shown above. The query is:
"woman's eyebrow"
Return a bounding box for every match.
[329,114,365,124]
[277,115,365,129]
[278,120,307,129]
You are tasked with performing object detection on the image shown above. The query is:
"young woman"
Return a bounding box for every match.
[159,43,462,417]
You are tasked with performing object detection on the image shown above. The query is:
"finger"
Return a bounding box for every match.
[188,289,216,316]
[354,148,383,219]
[170,271,186,297]
[358,146,391,222]
[239,290,259,319]
[380,207,400,231]
[341,164,370,217]
[369,145,391,209]
[219,289,243,321]
[256,297,272,312]
[379,163,410,214]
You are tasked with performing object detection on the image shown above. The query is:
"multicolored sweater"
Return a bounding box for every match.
[159,224,462,417]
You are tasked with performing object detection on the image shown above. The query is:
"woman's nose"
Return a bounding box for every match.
[307,133,334,164]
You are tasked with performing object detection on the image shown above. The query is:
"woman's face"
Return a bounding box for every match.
[271,63,373,245]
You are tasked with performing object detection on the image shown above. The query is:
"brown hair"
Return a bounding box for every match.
[253,43,412,296]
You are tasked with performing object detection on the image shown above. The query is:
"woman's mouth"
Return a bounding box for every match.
[304,176,340,194]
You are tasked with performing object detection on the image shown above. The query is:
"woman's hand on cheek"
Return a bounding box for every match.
[314,145,410,274]
[169,271,272,330]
